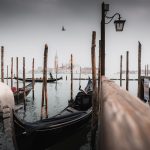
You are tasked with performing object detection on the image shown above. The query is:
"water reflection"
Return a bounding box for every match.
[15,74,90,121]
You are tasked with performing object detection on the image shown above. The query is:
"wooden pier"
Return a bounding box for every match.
[97,76,150,150]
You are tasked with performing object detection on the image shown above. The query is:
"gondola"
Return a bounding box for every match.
[14,72,63,83]
[14,76,62,83]
[12,83,33,104]
[13,79,92,150]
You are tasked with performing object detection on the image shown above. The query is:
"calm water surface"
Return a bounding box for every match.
[16,73,92,121]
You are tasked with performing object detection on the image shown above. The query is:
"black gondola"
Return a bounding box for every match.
[12,83,33,104]
[13,79,92,150]
[14,76,62,83]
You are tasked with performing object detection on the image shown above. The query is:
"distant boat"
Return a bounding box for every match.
[62,26,66,31]
[13,78,92,150]
[14,73,62,83]
[14,77,62,83]
[12,83,32,104]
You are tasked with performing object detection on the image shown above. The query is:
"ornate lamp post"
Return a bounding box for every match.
[101,2,126,75]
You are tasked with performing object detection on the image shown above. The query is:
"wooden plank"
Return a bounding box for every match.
[100,77,150,150]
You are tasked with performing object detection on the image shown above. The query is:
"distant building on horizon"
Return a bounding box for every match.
[28,64,99,74]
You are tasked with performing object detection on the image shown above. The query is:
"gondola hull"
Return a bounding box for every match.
[13,107,92,150]
[13,83,32,104]
[14,77,63,83]
[13,78,93,150]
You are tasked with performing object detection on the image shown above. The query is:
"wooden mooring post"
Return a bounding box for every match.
[98,40,101,97]
[56,64,58,87]
[137,42,145,100]
[54,53,58,84]
[79,67,81,88]
[32,58,35,100]
[91,31,98,149]
[126,51,129,91]
[120,55,123,87]
[97,39,103,150]
[70,54,73,102]
[7,65,8,85]
[91,31,98,127]
[16,57,19,103]
[138,42,141,98]
[41,44,48,119]
[11,57,13,88]
[1,46,4,82]
[98,77,150,150]
[145,65,146,76]
[147,64,148,76]
[23,57,26,110]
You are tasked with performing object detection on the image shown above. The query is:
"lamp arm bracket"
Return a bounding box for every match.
[105,13,121,24]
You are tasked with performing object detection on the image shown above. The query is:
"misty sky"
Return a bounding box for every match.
[0,0,150,77]
[105,0,150,76]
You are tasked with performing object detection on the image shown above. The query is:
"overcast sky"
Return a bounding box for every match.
[0,0,150,77]
[104,0,150,76]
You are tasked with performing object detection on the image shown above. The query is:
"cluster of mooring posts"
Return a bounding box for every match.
[0,44,64,149]
[89,2,150,150]
[119,42,149,102]
[89,29,150,149]
[0,44,63,114]
[0,47,36,109]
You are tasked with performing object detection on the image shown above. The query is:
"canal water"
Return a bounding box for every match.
[16,73,92,121]
[0,73,142,150]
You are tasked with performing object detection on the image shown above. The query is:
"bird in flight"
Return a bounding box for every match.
[62,26,66,31]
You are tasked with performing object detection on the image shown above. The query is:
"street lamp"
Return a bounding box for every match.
[114,19,126,31]
[101,2,126,75]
